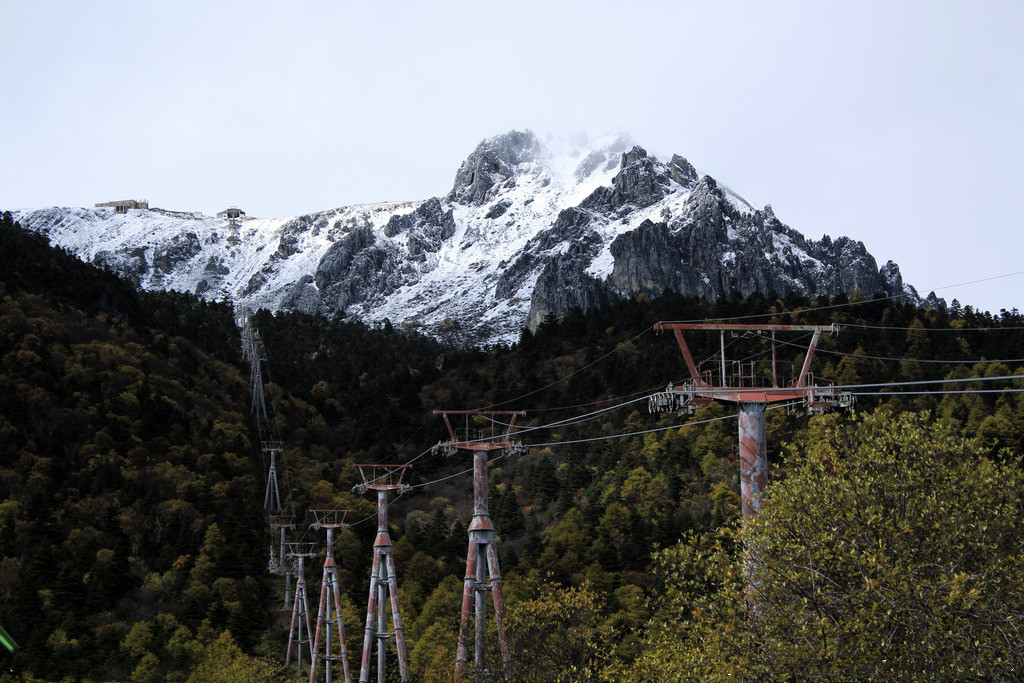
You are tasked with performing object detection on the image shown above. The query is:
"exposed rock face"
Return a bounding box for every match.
[383,197,456,258]
[603,175,920,310]
[828,237,887,296]
[304,225,408,314]
[280,197,459,316]
[668,154,699,188]
[581,146,674,213]
[495,205,602,307]
[314,225,377,289]
[153,233,201,274]
[93,247,149,285]
[574,150,608,183]
[609,219,695,298]
[446,130,542,206]
[609,146,671,209]
[880,260,919,303]
[528,253,615,330]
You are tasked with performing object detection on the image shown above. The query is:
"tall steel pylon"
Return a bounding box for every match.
[352,465,410,683]
[269,514,296,608]
[239,307,269,423]
[648,323,853,519]
[309,509,353,683]
[434,410,528,683]
[287,542,317,673]
[264,441,284,511]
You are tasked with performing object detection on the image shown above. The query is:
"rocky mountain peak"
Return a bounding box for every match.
[609,146,672,209]
[668,154,699,188]
[13,130,937,347]
[445,130,542,206]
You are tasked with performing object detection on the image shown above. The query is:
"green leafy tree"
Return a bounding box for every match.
[507,579,606,682]
[636,410,1024,681]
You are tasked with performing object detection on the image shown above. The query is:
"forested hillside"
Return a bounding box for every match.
[1,209,1023,681]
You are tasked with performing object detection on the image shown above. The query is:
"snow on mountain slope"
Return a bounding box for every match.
[12,130,927,347]
[17,201,426,311]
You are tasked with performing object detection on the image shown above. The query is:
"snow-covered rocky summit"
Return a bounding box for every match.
[14,130,929,346]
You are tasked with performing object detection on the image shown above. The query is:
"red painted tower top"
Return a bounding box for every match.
[650,322,853,413]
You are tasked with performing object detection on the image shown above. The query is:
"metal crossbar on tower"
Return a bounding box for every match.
[287,542,318,673]
[433,410,528,683]
[649,323,853,519]
[352,465,411,683]
[309,509,354,683]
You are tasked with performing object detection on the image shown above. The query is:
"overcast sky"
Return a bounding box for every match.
[2,1,1022,314]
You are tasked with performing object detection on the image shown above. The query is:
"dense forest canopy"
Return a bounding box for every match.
[1,210,1022,681]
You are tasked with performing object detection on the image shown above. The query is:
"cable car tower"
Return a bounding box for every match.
[269,513,296,607]
[352,464,411,683]
[286,541,318,673]
[238,307,269,423]
[649,322,852,519]
[434,410,528,683]
[309,509,354,683]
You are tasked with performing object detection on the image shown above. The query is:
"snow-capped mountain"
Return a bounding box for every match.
[13,130,928,346]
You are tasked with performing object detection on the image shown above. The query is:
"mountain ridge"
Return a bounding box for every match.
[13,130,934,346]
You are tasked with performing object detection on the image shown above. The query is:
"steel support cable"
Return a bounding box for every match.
[474,326,654,412]
[395,377,1019,500]
[356,372,1023,506]
[519,403,802,452]
[399,408,765,496]
[758,331,1024,365]
[481,331,950,438]
[465,377,1024,455]
[508,377,1024,451]
[924,268,1024,295]
[257,352,296,515]
[286,334,655,535]
[294,439,441,542]
[526,411,741,449]
[487,375,1022,437]
[637,374,1024,396]
[338,386,1024,533]
[465,313,767,418]
[401,415,734,499]
[661,297,896,326]
[661,268,1024,327]
[839,322,1024,333]
[484,392,660,435]
[311,385,1024,536]
[515,385,675,413]
[500,333,771,417]
[351,415,439,490]
[526,384,1021,452]
[852,388,1024,397]
[477,269,1024,412]
[483,349,1020,439]
[479,329,800,428]
[380,397,657,484]
[839,374,1024,391]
